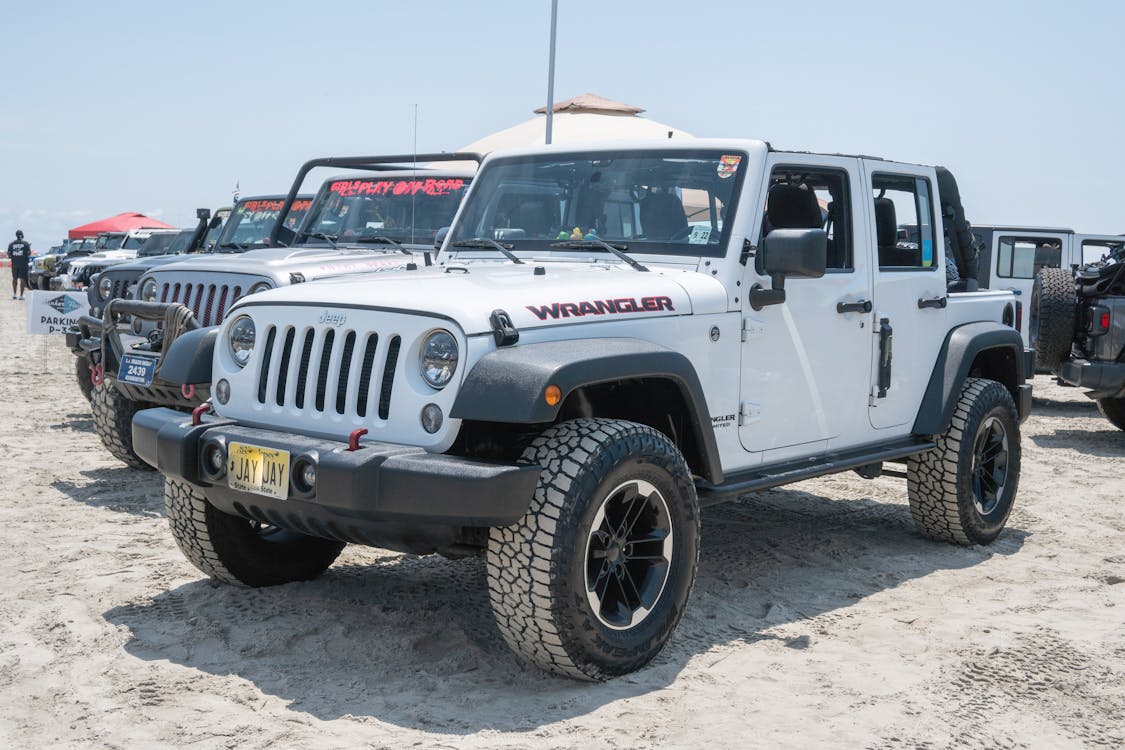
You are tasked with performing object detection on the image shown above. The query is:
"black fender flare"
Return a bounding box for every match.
[913,322,1027,435]
[450,338,722,483]
[158,327,218,386]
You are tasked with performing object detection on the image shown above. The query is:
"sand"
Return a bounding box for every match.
[0,295,1122,749]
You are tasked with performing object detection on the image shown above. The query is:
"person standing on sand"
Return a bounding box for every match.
[7,230,31,300]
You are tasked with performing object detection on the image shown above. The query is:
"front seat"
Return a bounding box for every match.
[640,190,689,240]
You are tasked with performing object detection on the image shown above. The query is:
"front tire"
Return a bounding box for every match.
[1097,397,1125,431]
[907,378,1021,545]
[91,381,153,469]
[164,479,345,587]
[487,418,700,680]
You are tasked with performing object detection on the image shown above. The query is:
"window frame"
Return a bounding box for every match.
[758,164,854,274]
[995,235,1063,279]
[872,171,938,273]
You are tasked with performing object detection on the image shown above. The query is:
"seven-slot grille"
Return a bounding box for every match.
[255,324,402,420]
[103,269,144,301]
[155,275,259,326]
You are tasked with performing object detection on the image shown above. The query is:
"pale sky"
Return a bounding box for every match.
[1,0,1121,248]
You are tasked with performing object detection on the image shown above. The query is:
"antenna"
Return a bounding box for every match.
[545,0,558,144]
[411,103,418,248]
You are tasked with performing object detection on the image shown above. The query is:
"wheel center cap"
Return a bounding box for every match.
[607,543,624,564]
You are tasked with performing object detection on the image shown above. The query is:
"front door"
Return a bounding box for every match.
[739,155,875,460]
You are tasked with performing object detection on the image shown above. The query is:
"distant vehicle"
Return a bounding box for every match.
[971,226,1123,345]
[28,244,69,290]
[56,228,172,290]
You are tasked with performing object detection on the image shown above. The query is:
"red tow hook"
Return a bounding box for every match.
[348,428,368,451]
[90,363,104,386]
[181,383,196,400]
[192,402,211,426]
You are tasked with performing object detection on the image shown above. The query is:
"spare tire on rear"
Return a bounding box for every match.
[1030,267,1076,372]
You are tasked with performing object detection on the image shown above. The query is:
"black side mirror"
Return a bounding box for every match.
[434,227,450,251]
[750,228,827,310]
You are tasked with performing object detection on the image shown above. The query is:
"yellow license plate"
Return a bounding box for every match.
[227,442,291,499]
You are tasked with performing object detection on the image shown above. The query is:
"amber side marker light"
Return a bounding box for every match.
[545,384,562,406]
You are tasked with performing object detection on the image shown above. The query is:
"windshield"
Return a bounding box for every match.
[203,209,230,250]
[302,176,469,245]
[122,234,148,250]
[138,232,180,257]
[215,198,311,251]
[449,150,745,258]
[166,230,196,254]
[94,234,125,251]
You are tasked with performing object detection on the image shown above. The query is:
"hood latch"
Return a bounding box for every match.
[490,309,519,347]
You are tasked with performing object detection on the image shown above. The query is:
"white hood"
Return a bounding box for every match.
[235,262,729,335]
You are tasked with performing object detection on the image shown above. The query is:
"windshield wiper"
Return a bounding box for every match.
[354,236,411,255]
[451,238,524,264]
[550,239,649,272]
[217,242,248,252]
[304,232,338,249]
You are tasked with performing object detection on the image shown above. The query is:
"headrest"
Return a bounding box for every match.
[873,197,897,247]
[767,183,821,230]
[639,191,688,239]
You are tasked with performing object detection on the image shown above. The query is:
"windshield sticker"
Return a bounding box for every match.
[526,296,674,321]
[717,155,741,179]
[239,199,284,213]
[329,178,466,198]
[688,225,712,244]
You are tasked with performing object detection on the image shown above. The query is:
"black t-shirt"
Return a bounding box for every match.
[7,240,31,267]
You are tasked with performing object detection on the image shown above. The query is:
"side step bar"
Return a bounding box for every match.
[695,438,935,506]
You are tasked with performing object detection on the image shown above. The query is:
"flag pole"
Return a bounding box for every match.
[545,0,558,144]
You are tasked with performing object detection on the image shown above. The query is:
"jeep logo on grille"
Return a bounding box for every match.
[318,311,347,326]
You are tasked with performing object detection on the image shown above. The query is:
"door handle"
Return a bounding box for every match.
[917,296,948,309]
[836,299,872,314]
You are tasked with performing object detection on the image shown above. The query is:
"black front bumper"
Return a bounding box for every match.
[1058,358,1125,399]
[133,408,541,536]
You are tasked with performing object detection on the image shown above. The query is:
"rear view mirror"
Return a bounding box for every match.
[750,228,827,310]
[434,227,450,250]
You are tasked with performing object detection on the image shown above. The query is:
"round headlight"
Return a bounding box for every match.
[228,316,256,367]
[420,330,458,388]
[247,281,272,295]
[140,279,158,302]
[97,276,114,300]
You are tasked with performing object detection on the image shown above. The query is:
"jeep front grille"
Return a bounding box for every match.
[159,281,243,326]
[255,324,401,419]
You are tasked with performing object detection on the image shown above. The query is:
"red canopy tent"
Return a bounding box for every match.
[68,212,174,239]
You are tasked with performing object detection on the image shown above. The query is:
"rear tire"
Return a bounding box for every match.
[487,418,700,680]
[907,378,1021,545]
[1097,397,1125,431]
[165,479,345,587]
[91,380,152,470]
[1030,267,1076,372]
[75,354,95,403]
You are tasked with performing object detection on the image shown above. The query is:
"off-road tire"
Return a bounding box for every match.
[1096,397,1125,431]
[164,479,345,587]
[487,418,700,680]
[91,380,153,470]
[75,353,95,402]
[907,378,1021,545]
[1030,267,1077,372]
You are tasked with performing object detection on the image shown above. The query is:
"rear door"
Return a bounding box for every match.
[990,231,1067,342]
[862,162,948,432]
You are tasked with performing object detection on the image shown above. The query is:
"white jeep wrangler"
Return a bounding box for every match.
[135,140,1032,680]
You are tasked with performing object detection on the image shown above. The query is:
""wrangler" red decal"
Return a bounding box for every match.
[526,296,674,320]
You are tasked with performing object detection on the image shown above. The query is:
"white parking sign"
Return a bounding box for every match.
[25,290,88,334]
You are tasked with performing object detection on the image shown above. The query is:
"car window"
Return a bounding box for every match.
[872,174,936,270]
[997,236,1061,278]
[757,166,851,271]
[1081,240,1124,265]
